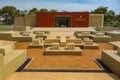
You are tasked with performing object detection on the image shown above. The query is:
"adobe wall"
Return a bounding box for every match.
[36,12,89,27]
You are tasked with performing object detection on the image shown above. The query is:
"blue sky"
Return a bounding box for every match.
[0,0,120,14]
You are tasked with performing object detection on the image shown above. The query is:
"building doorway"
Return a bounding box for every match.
[55,16,71,27]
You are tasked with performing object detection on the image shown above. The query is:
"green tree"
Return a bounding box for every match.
[91,6,108,14]
[116,14,120,22]
[90,6,117,27]
[114,14,120,27]
[0,6,17,24]
[0,8,2,20]
[28,8,38,15]
[0,8,2,23]
[39,8,48,12]
[14,10,25,17]
[49,9,57,12]
[0,8,2,15]
[105,10,115,25]
[14,10,20,16]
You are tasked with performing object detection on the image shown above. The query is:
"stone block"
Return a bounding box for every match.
[67,39,82,44]
[66,43,75,50]
[65,36,70,39]
[56,36,60,39]
[81,32,90,36]
[52,43,59,50]
[117,46,120,55]
[33,39,40,44]
[36,32,44,35]
[11,32,20,37]
[22,32,30,36]
[85,40,93,45]
[95,32,105,36]
[0,45,13,56]
[83,38,90,42]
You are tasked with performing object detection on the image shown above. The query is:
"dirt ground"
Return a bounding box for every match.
[15,42,113,69]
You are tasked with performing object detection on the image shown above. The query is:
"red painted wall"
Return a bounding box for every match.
[36,12,89,27]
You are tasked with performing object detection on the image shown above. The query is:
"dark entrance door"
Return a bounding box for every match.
[55,17,71,27]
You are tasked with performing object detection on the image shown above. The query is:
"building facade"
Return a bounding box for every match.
[14,12,104,28]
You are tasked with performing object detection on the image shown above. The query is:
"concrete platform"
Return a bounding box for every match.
[31,27,95,32]
[91,35,112,42]
[106,31,120,41]
[83,43,99,49]
[101,50,120,77]
[109,41,120,50]
[45,47,82,55]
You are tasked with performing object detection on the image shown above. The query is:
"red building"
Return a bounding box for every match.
[36,12,89,27]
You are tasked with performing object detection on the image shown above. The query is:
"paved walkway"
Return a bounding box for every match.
[7,72,120,80]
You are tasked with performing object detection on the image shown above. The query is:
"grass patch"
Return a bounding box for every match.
[0,24,13,31]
